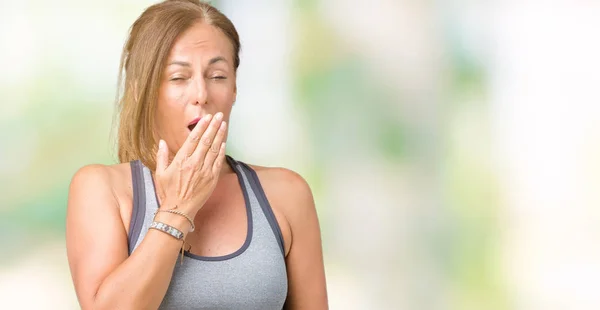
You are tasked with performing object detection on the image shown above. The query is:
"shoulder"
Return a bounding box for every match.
[69,164,112,195]
[247,164,314,204]
[68,162,134,209]
[246,164,317,229]
[70,162,131,191]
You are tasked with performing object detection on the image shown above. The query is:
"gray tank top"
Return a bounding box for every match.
[127,156,288,309]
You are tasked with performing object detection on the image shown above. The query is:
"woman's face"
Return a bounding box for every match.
[155,21,236,157]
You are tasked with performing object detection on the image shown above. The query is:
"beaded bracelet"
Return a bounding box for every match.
[154,208,195,232]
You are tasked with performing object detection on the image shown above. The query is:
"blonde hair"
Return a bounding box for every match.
[114,0,240,170]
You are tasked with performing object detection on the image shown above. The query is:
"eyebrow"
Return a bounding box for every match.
[168,56,228,67]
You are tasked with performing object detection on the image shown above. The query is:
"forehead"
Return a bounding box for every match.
[167,22,233,62]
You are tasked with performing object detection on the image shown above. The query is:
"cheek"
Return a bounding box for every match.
[156,85,187,132]
[158,84,190,118]
[207,82,235,108]
[162,84,188,107]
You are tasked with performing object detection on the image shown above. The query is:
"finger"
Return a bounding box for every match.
[191,112,224,167]
[212,142,227,175]
[203,121,227,169]
[173,114,213,164]
[155,139,169,173]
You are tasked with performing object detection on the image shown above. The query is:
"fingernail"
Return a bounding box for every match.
[215,112,223,121]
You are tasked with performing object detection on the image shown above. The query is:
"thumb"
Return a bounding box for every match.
[156,139,169,173]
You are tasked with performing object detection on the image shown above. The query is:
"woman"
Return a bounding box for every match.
[65,1,328,309]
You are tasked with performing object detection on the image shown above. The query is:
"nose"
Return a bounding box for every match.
[192,76,208,105]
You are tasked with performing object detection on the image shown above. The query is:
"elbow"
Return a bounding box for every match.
[82,292,130,310]
[90,292,150,310]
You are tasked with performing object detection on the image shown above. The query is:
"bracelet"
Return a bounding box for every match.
[154,208,195,232]
[149,221,192,265]
[149,221,184,240]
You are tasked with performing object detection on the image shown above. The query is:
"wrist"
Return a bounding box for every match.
[153,212,191,237]
[159,199,198,218]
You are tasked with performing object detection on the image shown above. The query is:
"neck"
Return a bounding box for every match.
[218,155,235,177]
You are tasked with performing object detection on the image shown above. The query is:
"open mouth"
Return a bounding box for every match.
[188,117,201,132]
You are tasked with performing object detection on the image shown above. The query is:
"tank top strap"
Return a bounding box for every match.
[235,161,285,257]
[128,160,146,255]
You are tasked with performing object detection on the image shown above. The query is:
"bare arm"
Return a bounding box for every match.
[66,113,227,309]
[270,170,328,309]
[66,164,191,310]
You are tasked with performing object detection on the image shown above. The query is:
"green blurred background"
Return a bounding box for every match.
[1,1,600,309]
